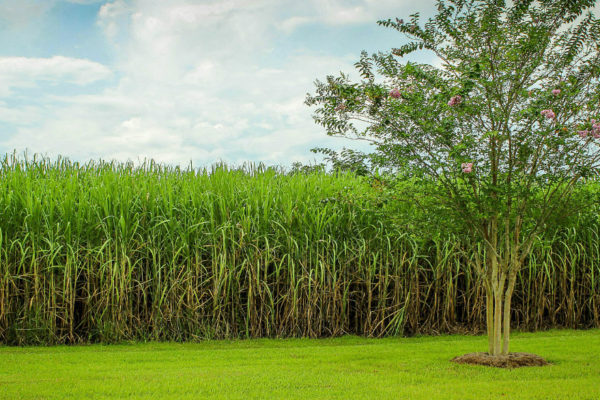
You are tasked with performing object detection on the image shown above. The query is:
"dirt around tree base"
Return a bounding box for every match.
[451,352,549,368]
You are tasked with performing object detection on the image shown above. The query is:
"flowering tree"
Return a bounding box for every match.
[306,0,600,357]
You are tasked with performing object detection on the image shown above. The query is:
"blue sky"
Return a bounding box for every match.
[0,0,437,167]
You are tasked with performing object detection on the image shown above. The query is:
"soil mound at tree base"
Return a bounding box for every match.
[451,352,549,368]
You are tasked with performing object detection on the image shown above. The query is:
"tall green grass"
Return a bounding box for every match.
[0,153,598,344]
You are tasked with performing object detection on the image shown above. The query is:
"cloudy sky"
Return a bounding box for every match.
[0,0,436,167]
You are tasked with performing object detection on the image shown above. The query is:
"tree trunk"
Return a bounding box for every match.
[483,218,522,357]
[485,283,494,354]
[492,284,503,356]
[484,257,519,357]
[486,247,506,356]
[502,271,518,355]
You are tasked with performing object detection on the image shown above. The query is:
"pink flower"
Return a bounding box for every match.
[461,162,473,173]
[448,95,463,107]
[389,88,401,99]
[552,89,561,96]
[594,131,600,139]
[578,130,589,138]
[541,109,556,119]
[593,122,600,131]
[335,104,347,111]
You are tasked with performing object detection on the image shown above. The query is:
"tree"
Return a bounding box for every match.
[306,0,600,357]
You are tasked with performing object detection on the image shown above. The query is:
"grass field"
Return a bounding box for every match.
[1,329,599,399]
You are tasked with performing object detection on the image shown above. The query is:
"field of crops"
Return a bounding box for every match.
[0,154,599,345]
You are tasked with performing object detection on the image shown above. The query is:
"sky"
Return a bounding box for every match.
[0,0,437,168]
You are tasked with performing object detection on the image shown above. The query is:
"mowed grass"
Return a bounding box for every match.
[1,330,599,400]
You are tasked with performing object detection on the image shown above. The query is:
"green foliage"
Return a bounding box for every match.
[306,0,600,246]
[0,154,599,345]
[309,147,372,176]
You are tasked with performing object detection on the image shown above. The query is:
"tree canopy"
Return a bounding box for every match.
[306,0,600,356]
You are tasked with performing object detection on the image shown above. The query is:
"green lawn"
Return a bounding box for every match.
[1,330,599,400]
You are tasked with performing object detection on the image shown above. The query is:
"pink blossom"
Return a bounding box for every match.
[461,162,473,173]
[389,88,401,99]
[448,95,463,107]
[335,104,347,111]
[552,89,561,96]
[541,109,556,119]
[578,130,589,138]
[594,131,600,139]
[593,122,600,131]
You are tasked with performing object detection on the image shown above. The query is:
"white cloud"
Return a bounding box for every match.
[278,0,419,31]
[3,0,409,166]
[64,0,106,4]
[0,0,55,27]
[278,16,313,33]
[0,56,112,96]
[97,0,130,40]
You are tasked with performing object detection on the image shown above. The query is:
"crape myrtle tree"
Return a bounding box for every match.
[306,0,600,356]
